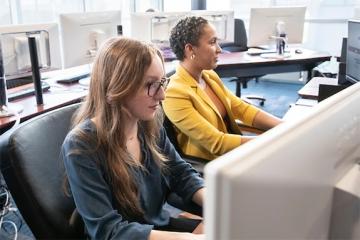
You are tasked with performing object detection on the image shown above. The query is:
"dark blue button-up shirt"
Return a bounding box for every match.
[61,119,204,240]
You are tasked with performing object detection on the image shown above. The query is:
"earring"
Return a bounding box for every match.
[190,54,195,60]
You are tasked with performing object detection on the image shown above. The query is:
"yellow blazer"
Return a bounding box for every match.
[163,65,259,160]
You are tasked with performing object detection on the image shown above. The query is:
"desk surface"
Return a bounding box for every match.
[215,48,332,78]
[0,62,179,133]
[297,77,338,100]
[282,104,313,121]
[0,78,88,133]
[0,50,332,133]
[283,76,338,121]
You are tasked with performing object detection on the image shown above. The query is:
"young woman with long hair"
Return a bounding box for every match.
[62,37,204,240]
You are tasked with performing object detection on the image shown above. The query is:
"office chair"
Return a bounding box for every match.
[220,18,266,106]
[0,103,84,239]
[0,104,202,239]
[163,116,208,175]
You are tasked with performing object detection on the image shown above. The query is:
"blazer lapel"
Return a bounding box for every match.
[178,66,222,119]
[203,73,242,134]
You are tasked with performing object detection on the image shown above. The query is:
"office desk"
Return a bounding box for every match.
[215,48,332,97]
[0,79,87,134]
[297,76,338,100]
[282,101,316,121]
[0,62,180,133]
[283,77,336,121]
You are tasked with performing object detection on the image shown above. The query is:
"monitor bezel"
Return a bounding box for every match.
[248,6,307,47]
[345,19,360,84]
[59,10,122,68]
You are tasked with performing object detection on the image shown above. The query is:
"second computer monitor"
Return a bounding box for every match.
[346,19,360,84]
[0,23,61,79]
[248,6,306,47]
[59,10,122,68]
[131,10,234,44]
[205,81,360,239]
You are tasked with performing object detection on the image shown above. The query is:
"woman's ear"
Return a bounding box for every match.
[184,43,194,59]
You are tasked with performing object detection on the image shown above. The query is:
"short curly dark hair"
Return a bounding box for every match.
[169,16,208,61]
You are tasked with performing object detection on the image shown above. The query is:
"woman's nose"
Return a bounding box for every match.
[155,86,166,100]
[217,43,222,53]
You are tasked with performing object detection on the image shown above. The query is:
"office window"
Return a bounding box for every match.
[0,0,11,25]
[320,0,360,5]
[164,0,191,11]
[1,0,126,25]
[273,0,311,5]
[133,0,163,12]
[9,0,83,24]
[207,0,231,10]
[84,0,123,11]
[230,0,274,19]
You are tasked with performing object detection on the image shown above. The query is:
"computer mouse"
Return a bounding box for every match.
[295,49,303,54]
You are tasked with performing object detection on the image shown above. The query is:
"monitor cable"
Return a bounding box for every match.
[0,185,18,240]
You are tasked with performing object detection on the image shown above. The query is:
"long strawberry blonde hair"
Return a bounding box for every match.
[69,37,167,218]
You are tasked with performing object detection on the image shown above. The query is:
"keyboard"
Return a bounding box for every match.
[55,72,90,84]
[247,48,290,56]
[6,77,34,89]
[7,81,51,102]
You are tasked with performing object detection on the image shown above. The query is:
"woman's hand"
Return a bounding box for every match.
[192,221,204,234]
[149,230,205,240]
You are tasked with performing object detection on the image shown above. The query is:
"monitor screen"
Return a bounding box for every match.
[131,10,234,44]
[0,23,61,80]
[248,6,306,47]
[197,11,234,42]
[59,10,121,68]
[346,20,360,83]
[205,82,360,240]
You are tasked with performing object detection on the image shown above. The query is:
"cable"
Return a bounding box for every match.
[1,221,18,240]
[0,185,18,240]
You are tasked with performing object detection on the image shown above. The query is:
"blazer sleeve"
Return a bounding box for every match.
[163,82,243,157]
[221,79,260,126]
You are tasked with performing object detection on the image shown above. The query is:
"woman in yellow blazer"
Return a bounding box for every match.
[162,16,282,161]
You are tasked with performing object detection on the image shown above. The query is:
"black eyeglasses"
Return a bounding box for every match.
[147,77,170,97]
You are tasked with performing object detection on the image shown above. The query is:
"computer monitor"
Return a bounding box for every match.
[59,10,122,68]
[248,6,306,47]
[0,23,61,80]
[194,10,234,43]
[205,82,360,239]
[131,10,233,61]
[131,10,234,44]
[345,20,360,84]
